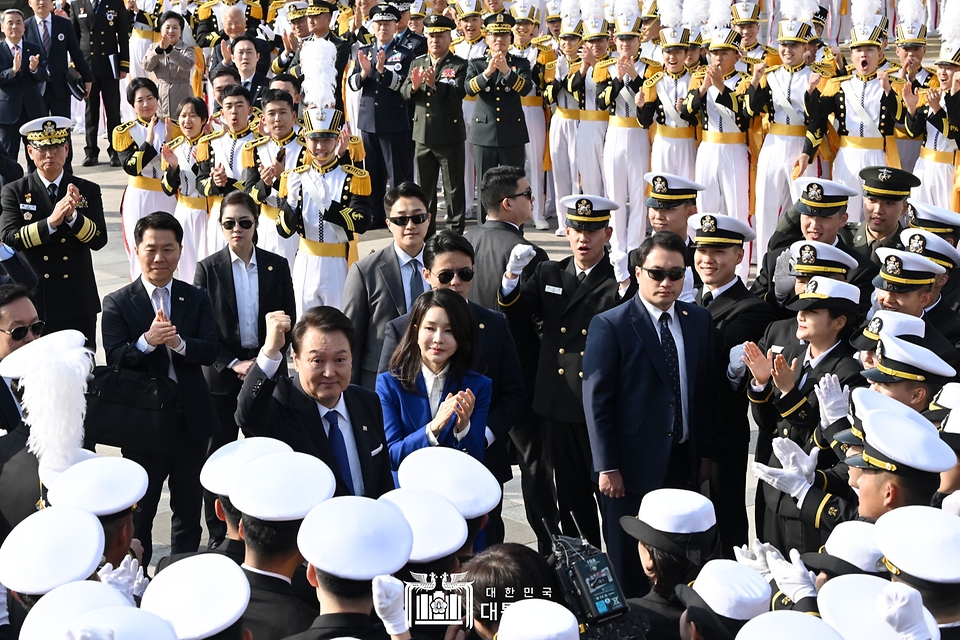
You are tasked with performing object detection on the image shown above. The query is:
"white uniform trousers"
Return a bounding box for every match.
[913,156,955,210]
[754,132,814,265]
[174,198,208,285]
[832,146,887,223]
[257,211,298,273]
[293,253,349,317]
[463,98,478,212]
[550,113,579,227]
[120,35,155,121]
[603,123,649,252]
[122,184,176,281]
[544,169,556,218]
[650,131,697,181]
[576,119,607,195]
[521,103,547,223]
[695,140,752,282]
[207,197,228,257]
[896,135,922,174]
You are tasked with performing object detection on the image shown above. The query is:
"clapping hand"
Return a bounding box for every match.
[927,87,942,114]
[878,69,891,94]
[770,353,798,394]
[424,66,436,88]
[220,39,232,65]
[411,66,425,91]
[741,341,774,387]
[145,115,160,145]
[617,54,636,80]
[144,308,177,348]
[28,54,40,72]
[281,30,300,56]
[49,183,80,228]
[155,308,181,349]
[902,81,920,115]
[211,163,228,187]
[12,48,21,74]
[357,49,372,76]
[751,60,766,87]
[767,549,818,603]
[375,49,386,74]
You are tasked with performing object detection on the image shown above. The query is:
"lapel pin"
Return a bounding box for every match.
[681,310,688,316]
[362,425,368,431]
[178,297,184,301]
[268,265,274,271]
[478,323,485,329]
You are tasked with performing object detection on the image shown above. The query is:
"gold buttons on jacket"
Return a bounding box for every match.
[582,329,587,335]
[560,327,566,333]
[558,348,565,354]
[558,368,564,375]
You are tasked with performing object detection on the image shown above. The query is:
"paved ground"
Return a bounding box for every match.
[16,132,758,568]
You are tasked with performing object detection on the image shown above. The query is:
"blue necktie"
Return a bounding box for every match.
[326,410,356,495]
[659,312,683,444]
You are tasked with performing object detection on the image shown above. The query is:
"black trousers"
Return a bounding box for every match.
[473,143,525,224]
[417,141,466,236]
[710,444,749,559]
[203,391,242,543]
[509,409,558,556]
[543,416,601,548]
[123,419,207,568]
[0,105,27,162]
[84,74,122,160]
[44,315,98,351]
[361,130,412,225]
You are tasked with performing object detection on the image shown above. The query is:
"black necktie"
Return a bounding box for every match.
[659,312,683,443]
[577,271,587,285]
[797,360,812,389]
[47,183,57,201]
[701,290,713,307]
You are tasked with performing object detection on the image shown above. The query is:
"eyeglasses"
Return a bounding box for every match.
[435,268,474,284]
[388,213,430,226]
[221,219,255,230]
[0,321,45,341]
[506,188,533,200]
[642,267,686,282]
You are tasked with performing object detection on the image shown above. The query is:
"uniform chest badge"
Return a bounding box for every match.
[885,255,902,276]
[24,193,32,204]
[908,233,925,254]
[105,9,116,20]
[76,195,89,209]
[23,212,33,221]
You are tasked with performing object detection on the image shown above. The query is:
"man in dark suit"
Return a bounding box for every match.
[465,12,531,223]
[376,231,525,546]
[0,10,48,160]
[214,34,271,108]
[690,214,776,558]
[235,306,395,498]
[465,165,556,555]
[207,8,274,85]
[343,182,431,389]
[583,230,717,598]
[498,195,634,551]
[400,14,468,235]
[0,117,108,348]
[25,0,93,174]
[72,0,129,166]
[101,213,221,568]
[347,3,417,226]
[194,191,296,548]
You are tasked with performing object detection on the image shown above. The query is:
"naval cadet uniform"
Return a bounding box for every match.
[161,133,210,285]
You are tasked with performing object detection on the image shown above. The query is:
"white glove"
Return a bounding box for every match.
[734,538,775,581]
[772,437,819,486]
[877,582,932,640]
[63,629,115,640]
[752,461,812,499]
[610,250,629,283]
[768,549,818,603]
[506,244,537,276]
[814,374,850,427]
[942,491,960,517]
[96,556,141,605]
[373,574,408,636]
[773,249,795,302]
[679,267,696,303]
[727,343,747,382]
[869,289,882,318]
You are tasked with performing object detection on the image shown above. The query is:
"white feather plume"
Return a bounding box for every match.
[657,0,681,27]
[896,0,925,26]
[681,0,709,26]
[779,0,818,22]
[850,0,882,26]
[613,0,640,24]
[560,0,580,21]
[942,0,960,43]
[581,0,605,22]
[23,346,93,470]
[300,37,339,109]
[706,0,731,28]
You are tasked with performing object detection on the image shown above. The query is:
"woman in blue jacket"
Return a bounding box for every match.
[377,288,491,476]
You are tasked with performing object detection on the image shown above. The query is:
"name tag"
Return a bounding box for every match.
[545,285,563,295]
[771,345,784,354]
[78,10,87,17]
[387,51,403,62]
[20,204,36,211]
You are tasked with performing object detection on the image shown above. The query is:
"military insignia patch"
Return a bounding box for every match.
[800,244,816,264]
[700,215,717,233]
[806,279,818,293]
[23,213,32,221]
[576,199,592,216]
[828,506,839,517]
[24,193,31,204]
[43,120,56,136]
[496,12,503,21]
[867,316,883,335]
[908,234,925,253]
[77,196,88,209]
[878,168,893,181]
[806,183,823,201]
[441,68,457,78]
[885,255,902,276]
[652,176,667,194]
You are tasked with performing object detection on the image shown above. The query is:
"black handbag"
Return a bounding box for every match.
[83,361,181,454]
[65,66,85,101]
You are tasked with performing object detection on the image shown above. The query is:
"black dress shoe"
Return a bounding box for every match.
[81,157,98,167]
[109,155,122,167]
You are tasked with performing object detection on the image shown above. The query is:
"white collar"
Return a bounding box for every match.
[705,277,739,299]
[37,171,65,193]
[7,39,22,51]
[228,245,257,267]
[316,393,348,423]
[140,275,173,300]
[804,341,840,369]
[924,295,941,314]
[394,243,425,268]
[421,363,449,389]
[241,564,293,585]
[638,294,677,324]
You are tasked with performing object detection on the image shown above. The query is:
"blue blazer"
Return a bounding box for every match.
[376,369,492,478]
[0,39,48,125]
[25,15,93,100]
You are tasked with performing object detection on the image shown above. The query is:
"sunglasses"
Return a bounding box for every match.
[435,268,474,284]
[221,219,255,230]
[642,267,686,282]
[0,321,45,342]
[389,213,430,226]
[506,188,533,200]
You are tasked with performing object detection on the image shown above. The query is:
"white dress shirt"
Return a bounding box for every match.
[241,564,291,584]
[136,276,186,381]
[704,276,740,299]
[638,295,689,442]
[421,364,471,446]
[229,247,260,349]
[394,243,428,312]
[35,171,78,235]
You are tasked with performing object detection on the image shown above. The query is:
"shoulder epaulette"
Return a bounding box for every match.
[532,35,552,45]
[761,44,777,55]
[592,57,617,82]
[241,136,270,169]
[735,71,751,94]
[243,136,270,150]
[197,0,217,19]
[764,64,781,74]
[292,164,312,174]
[692,67,707,78]
[820,75,849,97]
[741,55,763,66]
[642,71,662,102]
[199,130,225,143]
[451,36,464,45]
[342,164,371,196]
[643,71,663,87]
[596,57,617,68]
[112,120,137,151]
[277,165,309,199]
[925,73,941,90]
[168,135,185,149]
[195,131,221,162]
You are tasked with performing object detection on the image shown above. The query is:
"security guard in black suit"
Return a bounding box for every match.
[690,213,776,558]
[400,14,468,234]
[0,118,108,348]
[71,0,129,166]
[347,3,417,226]
[465,12,532,223]
[843,167,918,265]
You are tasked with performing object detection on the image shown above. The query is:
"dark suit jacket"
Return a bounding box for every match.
[156,537,246,572]
[235,370,395,498]
[0,40,48,125]
[342,244,409,384]
[348,40,416,133]
[208,36,274,82]
[72,0,130,78]
[101,278,221,441]
[25,15,94,100]
[194,246,296,395]
[242,568,318,640]
[0,422,39,546]
[400,51,467,146]
[0,173,107,322]
[464,53,532,146]
[283,612,391,640]
[376,301,526,483]
[583,296,717,494]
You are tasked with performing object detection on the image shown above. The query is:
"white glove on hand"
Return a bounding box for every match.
[679,267,696,303]
[752,461,812,499]
[942,491,960,517]
[63,629,115,640]
[814,374,850,427]
[727,343,748,382]
[768,549,818,603]
[734,538,775,581]
[506,244,537,276]
[772,437,819,486]
[96,556,140,605]
[373,574,408,636]
[773,249,796,301]
[610,250,629,283]
[877,582,931,640]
